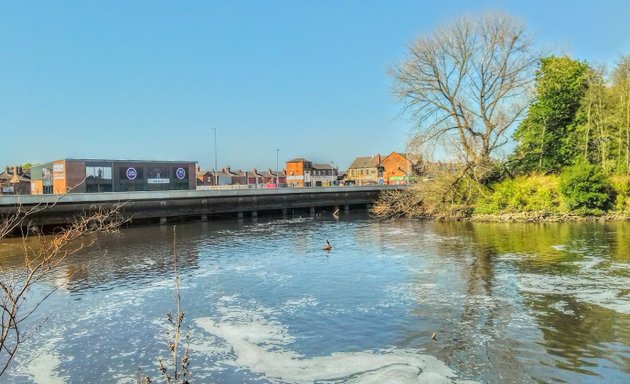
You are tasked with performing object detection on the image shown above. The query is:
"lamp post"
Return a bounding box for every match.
[276,148,280,186]
[331,161,336,186]
[212,128,218,185]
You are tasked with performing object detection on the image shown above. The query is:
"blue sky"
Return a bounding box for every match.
[1,1,629,171]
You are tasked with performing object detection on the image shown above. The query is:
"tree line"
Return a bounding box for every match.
[512,56,630,175]
[376,11,630,219]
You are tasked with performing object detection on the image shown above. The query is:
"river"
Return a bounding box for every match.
[0,213,629,383]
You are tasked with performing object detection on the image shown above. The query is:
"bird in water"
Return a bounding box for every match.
[322,239,333,251]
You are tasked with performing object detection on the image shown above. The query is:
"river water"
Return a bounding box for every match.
[0,213,629,383]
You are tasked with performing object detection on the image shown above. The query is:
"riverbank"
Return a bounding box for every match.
[471,211,630,223]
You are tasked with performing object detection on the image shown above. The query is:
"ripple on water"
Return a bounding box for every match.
[517,261,630,315]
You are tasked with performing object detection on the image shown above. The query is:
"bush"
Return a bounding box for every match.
[474,174,564,214]
[559,162,613,215]
[609,175,630,212]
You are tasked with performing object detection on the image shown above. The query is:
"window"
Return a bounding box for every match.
[86,166,112,180]
[148,167,169,179]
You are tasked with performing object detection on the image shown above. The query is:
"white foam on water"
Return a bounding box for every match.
[518,271,630,314]
[19,337,66,384]
[193,299,477,384]
[283,296,319,314]
[548,301,575,315]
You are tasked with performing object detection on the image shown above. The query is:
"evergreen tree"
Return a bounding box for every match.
[511,56,590,173]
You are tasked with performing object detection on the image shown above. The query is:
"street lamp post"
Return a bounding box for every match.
[276,148,280,186]
[331,161,336,186]
[212,128,218,185]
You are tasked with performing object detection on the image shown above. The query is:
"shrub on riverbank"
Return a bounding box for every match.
[474,175,564,214]
[375,171,630,221]
[559,163,614,215]
[609,175,630,212]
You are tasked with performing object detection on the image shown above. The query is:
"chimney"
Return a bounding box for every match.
[5,167,9,174]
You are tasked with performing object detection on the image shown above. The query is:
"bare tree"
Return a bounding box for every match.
[0,203,125,377]
[391,12,539,175]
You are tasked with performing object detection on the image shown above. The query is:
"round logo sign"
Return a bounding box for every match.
[176,167,186,180]
[126,167,137,180]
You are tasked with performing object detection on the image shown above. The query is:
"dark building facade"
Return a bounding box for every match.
[31,159,197,194]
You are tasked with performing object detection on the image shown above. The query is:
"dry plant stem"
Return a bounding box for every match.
[157,225,190,384]
[0,203,126,377]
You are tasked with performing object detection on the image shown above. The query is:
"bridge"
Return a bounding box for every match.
[0,185,405,227]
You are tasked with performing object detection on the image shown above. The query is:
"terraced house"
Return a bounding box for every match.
[345,154,384,185]
[310,163,338,187]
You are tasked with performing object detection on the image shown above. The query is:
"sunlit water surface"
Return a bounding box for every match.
[1,214,629,383]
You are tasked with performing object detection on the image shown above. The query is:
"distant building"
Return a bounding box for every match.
[0,166,31,195]
[285,158,337,187]
[231,170,248,185]
[262,169,287,185]
[346,155,384,185]
[286,158,312,187]
[196,168,214,186]
[310,163,338,187]
[380,152,423,184]
[30,159,197,194]
[205,167,239,186]
[337,170,347,185]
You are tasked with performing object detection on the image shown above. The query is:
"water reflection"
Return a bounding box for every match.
[0,215,628,383]
[425,221,630,381]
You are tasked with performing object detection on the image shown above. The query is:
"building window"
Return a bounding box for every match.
[148,167,169,179]
[86,166,112,180]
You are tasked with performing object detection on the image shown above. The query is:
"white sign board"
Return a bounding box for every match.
[147,178,170,184]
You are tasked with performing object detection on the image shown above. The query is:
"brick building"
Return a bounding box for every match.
[30,159,197,194]
[380,152,423,184]
[286,158,312,187]
[0,166,31,195]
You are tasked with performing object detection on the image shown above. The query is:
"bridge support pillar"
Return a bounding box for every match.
[344,204,350,214]
[201,215,208,222]
[251,211,258,218]
[310,207,316,216]
[159,217,167,225]
[237,212,244,220]
[282,208,288,217]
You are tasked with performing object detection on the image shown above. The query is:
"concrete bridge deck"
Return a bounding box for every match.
[0,185,404,226]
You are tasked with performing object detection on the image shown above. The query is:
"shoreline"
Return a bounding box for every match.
[470,211,630,223]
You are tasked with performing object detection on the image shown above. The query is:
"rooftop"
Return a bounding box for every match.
[348,155,381,169]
